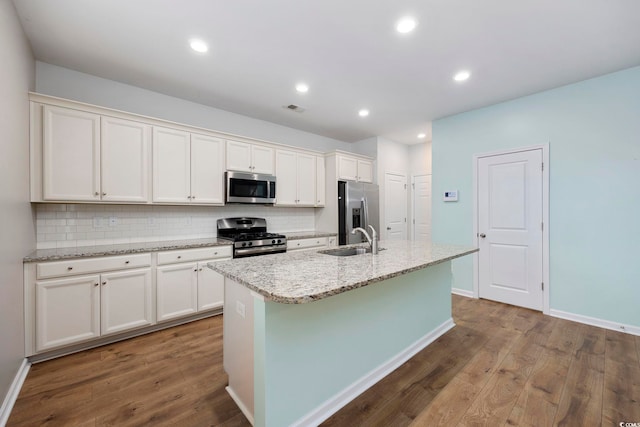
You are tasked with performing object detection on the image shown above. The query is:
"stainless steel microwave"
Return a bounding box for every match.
[225,171,276,204]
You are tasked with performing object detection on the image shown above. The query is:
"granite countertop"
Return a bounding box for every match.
[23,231,338,262]
[24,238,232,262]
[284,231,337,240]
[209,240,478,304]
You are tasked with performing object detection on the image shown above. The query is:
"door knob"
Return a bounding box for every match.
[386,227,391,230]
[479,233,486,238]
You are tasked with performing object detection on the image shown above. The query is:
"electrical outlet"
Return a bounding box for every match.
[109,216,118,227]
[236,301,246,318]
[93,217,104,228]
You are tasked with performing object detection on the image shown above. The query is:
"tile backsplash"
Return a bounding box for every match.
[35,204,316,249]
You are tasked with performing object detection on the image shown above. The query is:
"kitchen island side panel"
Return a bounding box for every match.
[255,261,452,427]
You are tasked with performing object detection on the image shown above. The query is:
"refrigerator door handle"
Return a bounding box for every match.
[362,197,368,229]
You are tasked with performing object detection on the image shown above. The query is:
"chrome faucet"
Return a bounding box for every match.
[351,225,378,254]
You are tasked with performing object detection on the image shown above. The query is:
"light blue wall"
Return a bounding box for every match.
[253,263,452,426]
[432,66,640,327]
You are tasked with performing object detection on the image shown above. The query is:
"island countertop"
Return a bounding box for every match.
[209,240,477,304]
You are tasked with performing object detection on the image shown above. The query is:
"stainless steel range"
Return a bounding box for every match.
[217,217,287,258]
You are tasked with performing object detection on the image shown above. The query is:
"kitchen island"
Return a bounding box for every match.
[209,240,477,427]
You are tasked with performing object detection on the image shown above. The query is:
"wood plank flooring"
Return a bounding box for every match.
[8,295,640,426]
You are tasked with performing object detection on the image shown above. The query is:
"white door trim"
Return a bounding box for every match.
[472,144,550,314]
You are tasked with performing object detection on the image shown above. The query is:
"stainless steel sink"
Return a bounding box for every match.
[319,247,384,257]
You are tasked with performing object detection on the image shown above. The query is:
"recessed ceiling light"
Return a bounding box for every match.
[417,133,427,139]
[189,39,208,53]
[295,83,309,93]
[396,17,417,33]
[453,70,471,82]
[358,109,370,117]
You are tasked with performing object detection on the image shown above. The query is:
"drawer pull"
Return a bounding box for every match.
[177,256,182,259]
[67,267,73,271]
[214,252,218,255]
[125,260,130,264]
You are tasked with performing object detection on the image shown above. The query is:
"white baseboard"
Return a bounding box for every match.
[0,358,30,427]
[549,309,640,336]
[290,318,456,427]
[226,386,254,426]
[452,288,474,298]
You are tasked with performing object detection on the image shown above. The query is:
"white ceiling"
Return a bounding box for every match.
[12,0,640,145]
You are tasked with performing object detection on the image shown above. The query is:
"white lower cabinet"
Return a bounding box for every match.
[35,274,101,352]
[27,246,231,356]
[198,260,225,311]
[287,237,331,252]
[100,268,153,335]
[156,247,231,322]
[35,267,152,352]
[156,262,199,322]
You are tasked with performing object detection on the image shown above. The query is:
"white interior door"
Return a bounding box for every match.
[412,174,432,241]
[478,149,543,310]
[384,172,407,240]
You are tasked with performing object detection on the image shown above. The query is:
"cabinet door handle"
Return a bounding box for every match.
[102,192,107,196]
[102,281,107,285]
[214,252,218,255]
[94,192,99,196]
[94,283,99,287]
[191,195,196,199]
[199,268,203,272]
[194,268,198,272]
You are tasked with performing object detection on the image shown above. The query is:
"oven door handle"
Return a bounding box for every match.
[235,245,286,257]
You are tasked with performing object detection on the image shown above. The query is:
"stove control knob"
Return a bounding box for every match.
[248,242,253,246]
[241,242,247,247]
[277,239,282,244]
[272,240,276,244]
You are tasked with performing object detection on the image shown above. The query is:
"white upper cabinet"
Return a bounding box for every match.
[337,154,373,183]
[226,140,274,174]
[297,153,317,206]
[275,149,298,205]
[275,149,317,207]
[337,155,358,182]
[42,106,152,202]
[101,117,150,202]
[153,128,225,205]
[153,127,191,203]
[43,105,101,201]
[316,156,325,207]
[251,144,275,174]
[190,133,225,204]
[357,159,374,183]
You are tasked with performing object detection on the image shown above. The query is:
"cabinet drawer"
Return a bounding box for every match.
[157,246,232,265]
[287,237,328,251]
[37,253,151,280]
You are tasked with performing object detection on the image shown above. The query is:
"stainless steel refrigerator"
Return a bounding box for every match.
[338,181,380,245]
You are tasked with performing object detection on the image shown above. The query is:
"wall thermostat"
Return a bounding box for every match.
[443,190,458,202]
